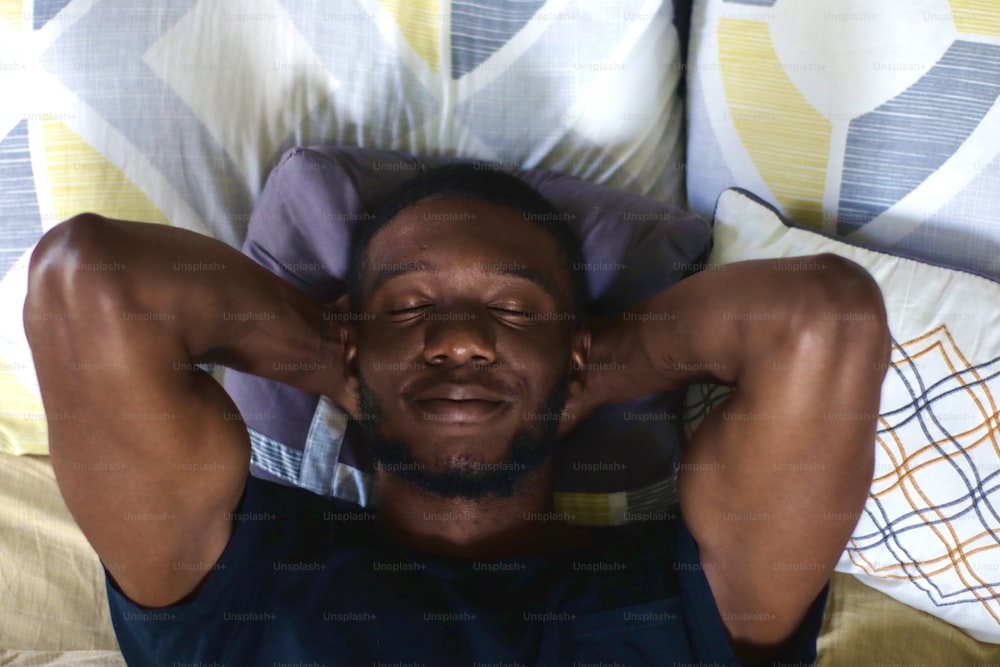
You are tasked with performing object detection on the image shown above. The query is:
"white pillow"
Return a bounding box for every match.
[686,188,1000,643]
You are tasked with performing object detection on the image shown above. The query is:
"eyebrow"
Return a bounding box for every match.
[368,259,563,300]
[368,260,432,292]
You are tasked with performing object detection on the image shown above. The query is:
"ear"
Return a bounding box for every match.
[557,325,592,440]
[340,320,361,415]
[325,293,361,417]
[566,325,591,399]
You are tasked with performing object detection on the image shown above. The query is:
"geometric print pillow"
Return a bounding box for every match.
[685,0,1000,280]
[685,188,1000,644]
[0,0,688,455]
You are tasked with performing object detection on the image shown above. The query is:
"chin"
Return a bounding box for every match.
[356,374,565,500]
[412,431,516,461]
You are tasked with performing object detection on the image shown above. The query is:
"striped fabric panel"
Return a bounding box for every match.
[450,0,545,79]
[553,477,679,527]
[248,427,305,486]
[625,476,679,519]
[839,40,1000,233]
[0,120,43,277]
[553,489,622,526]
[250,411,373,507]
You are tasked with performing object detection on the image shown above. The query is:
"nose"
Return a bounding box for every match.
[422,307,496,366]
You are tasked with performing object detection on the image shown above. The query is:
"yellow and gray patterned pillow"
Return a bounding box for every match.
[0,0,687,455]
[686,1,1000,278]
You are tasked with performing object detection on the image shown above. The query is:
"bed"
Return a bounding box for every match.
[2,1,1000,664]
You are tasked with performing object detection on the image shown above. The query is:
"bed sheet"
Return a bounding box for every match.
[0,450,120,655]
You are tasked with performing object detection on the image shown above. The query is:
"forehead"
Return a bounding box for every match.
[365,197,565,276]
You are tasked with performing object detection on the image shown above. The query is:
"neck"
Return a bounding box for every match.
[373,462,588,559]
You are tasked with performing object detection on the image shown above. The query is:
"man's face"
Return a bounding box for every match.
[345,197,588,500]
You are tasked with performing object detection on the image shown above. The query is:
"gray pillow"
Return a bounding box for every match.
[224,145,712,508]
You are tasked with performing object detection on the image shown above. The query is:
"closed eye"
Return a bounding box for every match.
[388,305,537,319]
[490,307,535,319]
[387,304,432,316]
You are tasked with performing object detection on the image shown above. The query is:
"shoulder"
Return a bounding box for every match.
[106,476,373,608]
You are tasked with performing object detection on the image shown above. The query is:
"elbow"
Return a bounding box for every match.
[24,213,112,339]
[799,253,892,366]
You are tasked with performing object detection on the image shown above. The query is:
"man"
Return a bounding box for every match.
[24,164,890,666]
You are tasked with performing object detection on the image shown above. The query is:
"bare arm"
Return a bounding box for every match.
[23,214,347,608]
[578,254,890,662]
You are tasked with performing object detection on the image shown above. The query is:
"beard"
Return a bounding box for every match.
[355,371,569,501]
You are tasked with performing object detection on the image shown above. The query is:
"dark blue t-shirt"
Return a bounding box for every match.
[105,475,827,666]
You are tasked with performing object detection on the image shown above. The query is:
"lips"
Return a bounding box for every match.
[413,398,507,422]
[410,382,508,402]
[405,381,513,423]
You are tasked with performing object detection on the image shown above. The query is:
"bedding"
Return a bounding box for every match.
[0,652,126,667]
[818,572,1000,666]
[685,0,1000,278]
[687,187,1000,644]
[0,450,122,658]
[2,0,1000,663]
[222,144,712,523]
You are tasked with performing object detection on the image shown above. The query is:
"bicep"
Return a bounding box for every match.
[675,261,888,654]
[27,255,249,608]
[678,369,872,645]
[623,254,845,391]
